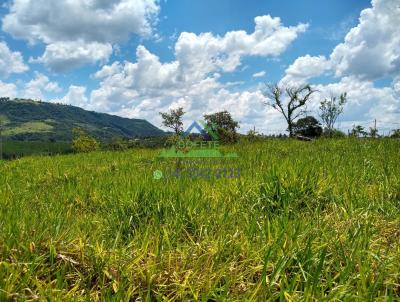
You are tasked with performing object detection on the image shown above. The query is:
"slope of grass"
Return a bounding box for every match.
[0,139,399,301]
[2,121,54,136]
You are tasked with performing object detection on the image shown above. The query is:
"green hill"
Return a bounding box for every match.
[0,98,165,142]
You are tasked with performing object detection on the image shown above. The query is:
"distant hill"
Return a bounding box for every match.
[0,98,165,142]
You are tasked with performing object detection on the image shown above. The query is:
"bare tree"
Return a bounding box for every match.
[319,93,347,133]
[159,107,185,135]
[263,84,316,137]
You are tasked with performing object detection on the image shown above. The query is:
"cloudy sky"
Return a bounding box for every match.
[0,0,399,133]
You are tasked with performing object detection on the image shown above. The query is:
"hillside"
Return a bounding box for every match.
[0,98,165,142]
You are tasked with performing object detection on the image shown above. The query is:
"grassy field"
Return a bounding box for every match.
[0,139,399,301]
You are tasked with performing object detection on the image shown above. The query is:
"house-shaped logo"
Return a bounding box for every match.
[183,121,219,141]
[157,120,238,158]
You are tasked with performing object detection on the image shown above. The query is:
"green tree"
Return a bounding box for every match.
[369,127,379,138]
[264,84,316,137]
[108,137,127,151]
[0,115,7,160]
[246,128,261,142]
[72,128,99,153]
[203,110,239,143]
[292,116,323,138]
[391,129,400,138]
[319,93,347,135]
[159,107,185,135]
[350,125,367,138]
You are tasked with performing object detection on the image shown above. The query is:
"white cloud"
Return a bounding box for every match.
[31,41,113,72]
[55,85,89,108]
[174,15,307,80]
[0,81,17,98]
[277,0,400,132]
[0,41,28,77]
[87,15,307,129]
[330,0,400,80]
[281,55,331,85]
[23,72,61,100]
[312,77,400,127]
[253,71,266,78]
[283,0,400,84]
[2,0,160,71]
[2,0,160,43]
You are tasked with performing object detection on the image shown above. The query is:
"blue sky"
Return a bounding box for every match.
[0,0,399,134]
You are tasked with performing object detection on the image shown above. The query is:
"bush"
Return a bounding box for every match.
[293,116,323,138]
[72,128,99,153]
[322,128,346,138]
[108,137,127,151]
[391,129,400,138]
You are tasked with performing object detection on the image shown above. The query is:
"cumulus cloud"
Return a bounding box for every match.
[31,41,113,72]
[277,0,400,131]
[2,0,159,43]
[308,76,399,128]
[283,0,400,84]
[281,55,331,85]
[0,41,28,77]
[330,0,400,80]
[86,15,307,130]
[23,72,61,100]
[0,81,17,98]
[55,85,89,108]
[174,16,307,80]
[2,0,160,71]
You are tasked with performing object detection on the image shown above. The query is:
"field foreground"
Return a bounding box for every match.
[0,139,399,301]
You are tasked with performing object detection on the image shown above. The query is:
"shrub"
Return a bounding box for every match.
[72,128,99,153]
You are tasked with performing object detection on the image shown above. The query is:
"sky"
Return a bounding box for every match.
[0,0,399,134]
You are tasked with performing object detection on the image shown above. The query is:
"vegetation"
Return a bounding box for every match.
[264,84,316,137]
[292,116,323,138]
[319,93,347,133]
[390,129,400,138]
[72,128,100,153]
[0,139,399,300]
[350,125,368,138]
[0,98,165,142]
[321,129,346,139]
[159,107,185,135]
[0,140,72,159]
[204,111,240,143]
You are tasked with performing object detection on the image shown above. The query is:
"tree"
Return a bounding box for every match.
[159,107,185,135]
[369,127,379,138]
[292,116,323,138]
[264,84,316,137]
[319,93,347,134]
[72,128,99,153]
[203,110,239,143]
[108,137,127,151]
[391,129,400,138]
[350,125,367,138]
[246,128,261,142]
[0,115,7,160]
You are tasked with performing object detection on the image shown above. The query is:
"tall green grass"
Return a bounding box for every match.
[0,139,399,301]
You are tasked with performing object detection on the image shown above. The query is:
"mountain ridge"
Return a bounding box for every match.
[0,98,165,142]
